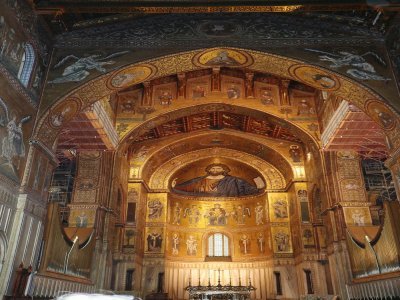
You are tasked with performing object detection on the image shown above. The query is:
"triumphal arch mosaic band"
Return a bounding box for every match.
[0,1,400,299]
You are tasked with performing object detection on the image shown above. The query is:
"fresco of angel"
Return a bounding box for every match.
[0,97,31,169]
[49,51,129,84]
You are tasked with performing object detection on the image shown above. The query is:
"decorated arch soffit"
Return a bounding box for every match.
[34,47,400,152]
[130,131,295,182]
[148,147,286,191]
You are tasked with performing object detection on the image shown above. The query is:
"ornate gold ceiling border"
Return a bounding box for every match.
[35,4,372,14]
[34,47,399,154]
[148,147,286,191]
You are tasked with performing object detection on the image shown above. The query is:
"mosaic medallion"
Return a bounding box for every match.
[48,98,81,128]
[107,64,157,89]
[366,100,397,131]
[193,48,253,68]
[289,64,340,91]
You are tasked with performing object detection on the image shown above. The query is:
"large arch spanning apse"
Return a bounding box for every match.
[32,48,399,155]
[132,130,295,183]
[148,147,288,191]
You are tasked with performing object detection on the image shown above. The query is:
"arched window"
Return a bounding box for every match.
[17,43,35,87]
[208,233,229,257]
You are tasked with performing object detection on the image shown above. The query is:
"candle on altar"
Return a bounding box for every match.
[198,269,201,285]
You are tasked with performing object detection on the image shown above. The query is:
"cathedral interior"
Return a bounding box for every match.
[0,1,400,299]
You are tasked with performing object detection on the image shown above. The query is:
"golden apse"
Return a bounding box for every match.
[28,47,400,299]
[2,2,400,299]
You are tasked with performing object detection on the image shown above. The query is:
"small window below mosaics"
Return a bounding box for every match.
[17,43,35,87]
[274,272,282,295]
[125,269,135,291]
[127,202,136,223]
[304,269,314,294]
[206,233,231,261]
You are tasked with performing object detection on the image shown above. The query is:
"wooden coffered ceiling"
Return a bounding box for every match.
[132,111,303,144]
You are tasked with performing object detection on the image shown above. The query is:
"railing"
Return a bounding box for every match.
[29,274,95,298]
[346,277,400,299]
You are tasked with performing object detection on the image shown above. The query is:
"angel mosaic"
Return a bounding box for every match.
[49,51,129,84]
[305,49,390,81]
[0,97,31,171]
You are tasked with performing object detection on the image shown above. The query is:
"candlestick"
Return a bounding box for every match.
[189,269,192,286]
[198,269,201,286]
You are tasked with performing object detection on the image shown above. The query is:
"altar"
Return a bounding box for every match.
[185,270,256,300]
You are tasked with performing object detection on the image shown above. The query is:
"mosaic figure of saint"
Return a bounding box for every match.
[231,205,250,225]
[192,85,205,99]
[172,202,182,225]
[274,231,289,252]
[186,235,197,255]
[254,202,264,225]
[257,233,265,253]
[351,209,365,226]
[75,212,88,228]
[240,234,250,254]
[184,205,201,224]
[172,233,179,255]
[172,163,263,197]
[205,51,240,66]
[147,231,163,252]
[204,204,227,225]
